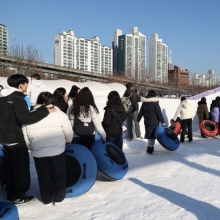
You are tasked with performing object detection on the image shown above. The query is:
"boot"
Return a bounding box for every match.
[146,147,153,154]
[201,131,207,138]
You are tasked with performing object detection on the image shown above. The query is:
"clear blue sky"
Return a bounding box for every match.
[1,0,220,76]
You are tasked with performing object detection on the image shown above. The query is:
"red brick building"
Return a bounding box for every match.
[168,64,189,89]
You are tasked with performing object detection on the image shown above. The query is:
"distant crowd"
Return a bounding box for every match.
[0,73,217,206]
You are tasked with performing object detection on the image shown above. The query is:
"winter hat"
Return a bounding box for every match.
[180,96,186,101]
[215,96,220,101]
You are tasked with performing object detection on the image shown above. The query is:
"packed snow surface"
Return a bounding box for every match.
[1,77,220,220]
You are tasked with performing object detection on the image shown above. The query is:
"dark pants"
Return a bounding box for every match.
[181,119,193,142]
[133,110,141,137]
[107,135,123,151]
[127,111,141,139]
[3,143,30,200]
[126,113,133,139]
[71,135,95,150]
[34,152,66,204]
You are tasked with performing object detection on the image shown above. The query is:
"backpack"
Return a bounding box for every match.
[121,92,135,114]
[74,117,95,137]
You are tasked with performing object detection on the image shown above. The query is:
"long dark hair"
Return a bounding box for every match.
[68,85,80,99]
[36,92,56,106]
[53,87,66,102]
[146,90,156,98]
[107,91,122,106]
[71,87,99,117]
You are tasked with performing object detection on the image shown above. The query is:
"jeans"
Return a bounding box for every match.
[107,135,123,151]
[133,111,141,137]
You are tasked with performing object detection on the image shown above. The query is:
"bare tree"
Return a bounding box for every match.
[0,68,15,77]
[7,43,43,76]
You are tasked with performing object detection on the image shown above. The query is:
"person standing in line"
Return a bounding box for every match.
[0,74,54,205]
[69,87,106,149]
[68,85,80,106]
[66,85,80,118]
[137,90,165,154]
[173,96,193,143]
[102,91,126,151]
[22,92,73,205]
[197,97,209,138]
[53,87,68,113]
[123,83,142,141]
[210,100,220,138]
[27,73,50,110]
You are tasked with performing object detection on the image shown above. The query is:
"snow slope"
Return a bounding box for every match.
[1,77,220,220]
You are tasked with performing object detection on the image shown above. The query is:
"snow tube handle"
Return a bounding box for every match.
[82,163,87,179]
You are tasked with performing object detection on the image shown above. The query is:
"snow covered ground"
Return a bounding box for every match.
[1,77,220,220]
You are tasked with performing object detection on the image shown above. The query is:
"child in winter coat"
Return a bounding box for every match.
[69,87,106,149]
[102,91,126,151]
[137,90,165,154]
[22,92,73,205]
[0,74,53,205]
[53,87,68,113]
[210,100,220,137]
[173,97,193,143]
[197,97,209,138]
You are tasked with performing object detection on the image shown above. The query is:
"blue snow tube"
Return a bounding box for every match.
[0,149,5,186]
[95,131,101,142]
[154,125,180,151]
[0,201,19,220]
[0,149,4,157]
[91,141,128,180]
[65,144,97,198]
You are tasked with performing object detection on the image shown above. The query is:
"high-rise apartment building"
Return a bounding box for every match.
[149,33,168,83]
[192,70,219,87]
[0,24,8,55]
[54,30,112,74]
[113,27,146,79]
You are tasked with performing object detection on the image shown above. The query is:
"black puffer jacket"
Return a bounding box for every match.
[102,104,126,137]
[123,89,141,111]
[0,91,49,144]
[137,97,165,139]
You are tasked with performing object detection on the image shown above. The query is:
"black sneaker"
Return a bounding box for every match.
[12,196,34,206]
